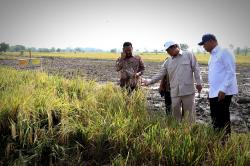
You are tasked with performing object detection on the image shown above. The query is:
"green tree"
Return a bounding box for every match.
[0,42,10,52]
[75,47,82,52]
[235,47,240,55]
[244,47,249,56]
[154,49,158,54]
[14,45,26,52]
[110,48,117,53]
[27,47,37,52]
[50,47,55,52]
[180,43,189,51]
[38,48,50,52]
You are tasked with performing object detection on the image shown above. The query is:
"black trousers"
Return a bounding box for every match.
[163,91,172,114]
[209,95,232,135]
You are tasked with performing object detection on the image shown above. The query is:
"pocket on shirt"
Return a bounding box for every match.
[181,61,191,70]
[181,61,192,82]
[167,65,175,75]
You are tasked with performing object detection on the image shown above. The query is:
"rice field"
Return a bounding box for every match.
[0,66,250,165]
[1,52,250,65]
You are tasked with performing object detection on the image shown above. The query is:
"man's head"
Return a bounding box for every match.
[123,42,133,57]
[198,34,218,53]
[164,40,180,57]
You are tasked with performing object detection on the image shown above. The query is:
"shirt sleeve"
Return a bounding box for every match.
[115,58,125,71]
[189,52,202,85]
[148,60,168,85]
[220,49,236,93]
[138,56,145,76]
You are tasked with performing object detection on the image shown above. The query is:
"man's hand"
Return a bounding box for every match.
[121,52,126,59]
[196,85,202,93]
[141,78,150,86]
[218,91,225,101]
[134,72,141,79]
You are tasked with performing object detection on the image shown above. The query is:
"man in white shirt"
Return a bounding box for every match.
[143,41,202,123]
[198,34,238,135]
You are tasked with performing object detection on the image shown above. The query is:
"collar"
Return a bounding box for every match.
[125,54,133,59]
[171,50,183,59]
[211,46,220,56]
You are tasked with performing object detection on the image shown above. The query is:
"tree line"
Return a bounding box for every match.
[0,42,249,55]
[0,42,104,53]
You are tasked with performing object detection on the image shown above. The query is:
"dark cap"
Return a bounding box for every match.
[198,34,217,45]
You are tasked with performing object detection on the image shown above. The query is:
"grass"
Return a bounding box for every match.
[1,51,250,66]
[0,66,250,165]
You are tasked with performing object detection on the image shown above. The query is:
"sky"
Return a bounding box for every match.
[0,0,250,51]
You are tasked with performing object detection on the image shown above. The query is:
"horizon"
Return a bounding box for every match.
[0,0,250,51]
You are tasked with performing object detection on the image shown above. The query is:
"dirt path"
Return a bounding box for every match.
[1,57,250,132]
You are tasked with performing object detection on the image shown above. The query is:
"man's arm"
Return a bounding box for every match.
[115,52,126,71]
[189,52,202,92]
[137,56,145,76]
[220,49,236,93]
[116,58,124,71]
[190,52,202,84]
[144,60,168,85]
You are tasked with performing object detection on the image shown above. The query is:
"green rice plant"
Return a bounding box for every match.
[205,132,250,166]
[111,153,130,166]
[1,66,250,165]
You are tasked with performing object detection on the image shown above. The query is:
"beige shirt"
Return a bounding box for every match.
[116,55,145,88]
[149,51,202,97]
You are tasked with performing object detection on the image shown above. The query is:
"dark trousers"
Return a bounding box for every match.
[120,83,137,93]
[209,95,232,135]
[164,91,172,114]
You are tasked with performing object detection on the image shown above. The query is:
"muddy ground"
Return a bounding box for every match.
[1,57,250,132]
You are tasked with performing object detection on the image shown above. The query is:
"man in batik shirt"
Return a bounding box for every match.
[116,42,145,91]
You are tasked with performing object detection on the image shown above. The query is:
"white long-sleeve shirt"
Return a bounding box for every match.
[208,46,238,98]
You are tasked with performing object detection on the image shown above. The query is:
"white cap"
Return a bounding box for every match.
[164,40,177,50]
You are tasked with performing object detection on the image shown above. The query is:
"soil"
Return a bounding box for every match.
[1,57,250,132]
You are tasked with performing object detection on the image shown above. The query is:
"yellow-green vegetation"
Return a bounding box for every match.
[0,51,169,62]
[0,66,250,165]
[234,55,250,66]
[1,52,121,60]
[195,53,250,66]
[194,53,211,65]
[2,52,250,65]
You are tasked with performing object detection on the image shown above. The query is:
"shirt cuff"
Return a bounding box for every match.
[195,79,202,85]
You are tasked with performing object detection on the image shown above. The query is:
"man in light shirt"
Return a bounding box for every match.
[143,41,202,123]
[198,34,238,135]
